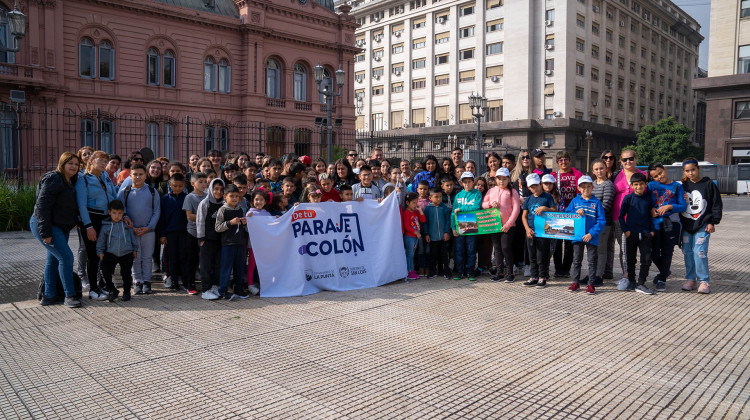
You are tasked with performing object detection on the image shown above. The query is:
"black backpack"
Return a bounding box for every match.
[123,184,157,209]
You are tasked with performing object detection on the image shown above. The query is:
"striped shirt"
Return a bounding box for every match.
[593,179,615,224]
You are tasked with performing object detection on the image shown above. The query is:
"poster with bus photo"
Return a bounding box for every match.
[533,212,585,241]
[453,208,503,236]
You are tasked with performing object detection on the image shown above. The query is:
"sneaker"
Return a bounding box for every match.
[697,282,710,294]
[591,276,603,287]
[163,276,172,289]
[427,273,437,279]
[443,273,451,279]
[63,297,82,308]
[223,292,234,301]
[585,284,596,295]
[635,284,654,295]
[682,280,697,291]
[231,293,250,299]
[602,273,614,280]
[523,278,538,287]
[656,281,666,292]
[523,265,531,277]
[80,278,90,290]
[555,271,570,278]
[134,283,144,295]
[490,274,502,282]
[626,281,637,291]
[536,278,547,288]
[143,282,153,294]
[453,273,463,280]
[209,285,220,295]
[468,270,479,281]
[121,292,131,302]
[107,289,120,302]
[88,290,108,301]
[407,271,419,280]
[201,290,219,300]
[40,296,63,306]
[616,278,630,291]
[568,282,580,292]
[503,276,515,284]
[248,285,260,296]
[187,288,198,295]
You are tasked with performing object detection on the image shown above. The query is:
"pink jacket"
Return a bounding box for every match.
[481,186,520,227]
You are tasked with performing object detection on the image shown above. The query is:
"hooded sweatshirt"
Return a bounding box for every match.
[565,194,606,246]
[680,177,723,234]
[96,219,139,257]
[452,188,482,230]
[423,202,452,240]
[196,178,225,242]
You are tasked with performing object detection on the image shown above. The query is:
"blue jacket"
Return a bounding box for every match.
[75,171,119,228]
[158,191,188,237]
[648,180,687,225]
[408,171,436,192]
[424,202,452,240]
[619,192,655,234]
[565,194,606,246]
[96,219,138,257]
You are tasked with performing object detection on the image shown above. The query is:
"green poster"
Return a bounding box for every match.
[453,208,503,236]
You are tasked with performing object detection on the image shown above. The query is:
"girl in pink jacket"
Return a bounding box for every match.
[482,167,521,282]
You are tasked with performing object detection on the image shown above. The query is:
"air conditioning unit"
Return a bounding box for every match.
[544,70,553,76]
[592,5,599,12]
[394,31,402,37]
[592,101,598,106]
[545,44,554,50]
[490,76,500,82]
[374,56,381,61]
[355,40,363,47]
[619,21,626,27]
[374,75,380,80]
[356,77,364,83]
[374,16,381,22]
[545,20,553,26]
[553,111,562,117]
[542,140,551,147]
[606,82,612,88]
[375,34,383,42]
[395,70,401,76]
[438,17,446,24]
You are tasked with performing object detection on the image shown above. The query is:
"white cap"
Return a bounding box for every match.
[459,171,475,181]
[496,167,510,178]
[526,173,540,186]
[541,174,556,184]
[577,175,594,185]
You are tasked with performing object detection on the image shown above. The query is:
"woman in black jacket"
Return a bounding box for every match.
[29,152,82,308]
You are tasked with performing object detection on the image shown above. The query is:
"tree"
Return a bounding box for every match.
[628,117,703,165]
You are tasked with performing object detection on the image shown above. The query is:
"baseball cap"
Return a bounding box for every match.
[577,175,593,186]
[541,174,556,184]
[532,148,546,157]
[496,168,510,178]
[459,171,475,181]
[526,173,540,186]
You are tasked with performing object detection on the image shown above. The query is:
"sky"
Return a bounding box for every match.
[673,0,711,70]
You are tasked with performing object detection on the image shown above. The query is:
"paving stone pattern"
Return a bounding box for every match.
[0,203,749,418]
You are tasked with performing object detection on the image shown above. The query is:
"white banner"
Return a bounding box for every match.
[246,193,407,297]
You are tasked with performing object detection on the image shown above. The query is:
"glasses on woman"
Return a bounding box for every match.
[602,155,615,161]
[557,158,570,163]
[132,158,143,162]
[621,156,635,162]
[521,155,530,160]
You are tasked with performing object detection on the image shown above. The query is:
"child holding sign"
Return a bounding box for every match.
[481,168,520,283]
[522,174,556,288]
[452,172,482,281]
[565,176,606,295]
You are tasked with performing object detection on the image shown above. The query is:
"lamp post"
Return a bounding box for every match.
[314,64,345,164]
[0,2,27,53]
[585,130,593,169]
[469,92,487,168]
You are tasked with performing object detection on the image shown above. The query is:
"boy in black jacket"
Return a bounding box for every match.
[158,174,188,291]
[215,184,249,300]
[618,172,655,295]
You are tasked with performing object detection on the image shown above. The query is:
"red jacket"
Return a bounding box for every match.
[320,189,341,202]
[402,208,425,237]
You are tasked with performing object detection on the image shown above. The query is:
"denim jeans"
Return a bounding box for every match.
[219,245,246,296]
[404,235,418,272]
[683,230,710,283]
[453,235,477,275]
[29,216,76,298]
[416,236,429,269]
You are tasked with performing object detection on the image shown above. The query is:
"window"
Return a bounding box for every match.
[545,35,554,49]
[147,48,160,85]
[355,53,365,63]
[413,16,426,29]
[205,57,218,92]
[606,30,613,42]
[372,85,384,96]
[576,62,584,76]
[545,109,554,120]
[459,103,472,124]
[435,11,449,24]
[218,59,231,93]
[435,74,449,86]
[545,84,554,96]
[412,58,426,69]
[412,108,426,127]
[373,48,384,59]
[146,122,174,159]
[391,111,404,129]
[605,50,612,64]
[0,4,16,63]
[743,0,750,18]
[392,43,404,54]
[576,14,585,28]
[371,113,384,131]
[98,41,114,80]
[163,50,175,87]
[79,38,95,78]
[486,42,503,55]
[373,67,384,77]
[460,4,474,16]
[392,63,404,74]
[459,48,474,60]
[460,26,475,38]
[435,32,450,44]
[81,119,95,148]
[293,64,307,102]
[545,9,555,23]
[459,70,475,82]
[434,105,449,126]
[592,22,600,35]
[435,54,449,65]
[486,65,503,79]
[413,37,426,49]
[392,23,404,36]
[205,126,229,155]
[265,59,280,98]
[486,19,503,32]
[575,87,584,100]
[99,120,114,154]
[487,100,502,121]
[412,78,426,89]
[576,38,585,52]
[391,82,404,93]
[545,59,554,71]
[739,45,750,74]
[410,0,427,9]
[486,0,502,9]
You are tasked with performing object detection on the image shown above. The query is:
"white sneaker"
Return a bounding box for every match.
[209,285,220,295]
[89,290,108,301]
[616,277,630,291]
[201,290,219,300]
[523,265,531,277]
[163,276,172,288]
[249,285,260,296]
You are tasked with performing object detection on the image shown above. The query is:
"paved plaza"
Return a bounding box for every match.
[0,198,749,419]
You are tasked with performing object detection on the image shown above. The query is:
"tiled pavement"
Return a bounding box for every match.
[0,199,749,419]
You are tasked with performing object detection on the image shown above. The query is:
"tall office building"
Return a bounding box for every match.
[694,0,750,164]
[348,0,702,168]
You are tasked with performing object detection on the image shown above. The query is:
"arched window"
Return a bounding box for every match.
[98,40,114,80]
[218,59,231,93]
[147,122,159,154]
[147,48,159,85]
[163,50,175,87]
[319,69,332,104]
[204,126,215,155]
[100,120,114,153]
[79,38,95,78]
[204,57,217,91]
[266,126,285,157]
[163,123,175,159]
[1,4,15,64]
[266,59,281,99]
[81,119,95,147]
[293,64,307,102]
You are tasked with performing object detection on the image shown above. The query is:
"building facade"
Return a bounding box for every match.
[348,0,702,169]
[693,0,750,164]
[0,0,358,179]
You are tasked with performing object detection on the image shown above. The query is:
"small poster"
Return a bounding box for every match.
[454,208,503,236]
[534,212,585,241]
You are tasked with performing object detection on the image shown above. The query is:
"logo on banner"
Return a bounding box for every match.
[293,212,365,257]
[339,267,350,278]
[304,268,335,281]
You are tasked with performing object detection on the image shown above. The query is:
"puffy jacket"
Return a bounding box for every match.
[75,171,118,228]
[33,171,79,238]
[96,219,138,257]
[424,203,452,240]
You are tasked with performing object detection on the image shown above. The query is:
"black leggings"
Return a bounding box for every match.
[491,228,514,275]
[82,212,107,294]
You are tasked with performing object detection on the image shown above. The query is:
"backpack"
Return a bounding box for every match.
[124,184,156,209]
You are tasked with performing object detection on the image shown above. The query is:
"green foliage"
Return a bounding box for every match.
[0,177,36,232]
[628,117,703,165]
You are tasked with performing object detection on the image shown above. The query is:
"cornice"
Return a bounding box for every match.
[82,0,243,32]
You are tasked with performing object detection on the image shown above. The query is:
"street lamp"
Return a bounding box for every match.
[0,2,27,53]
[585,130,593,168]
[314,63,345,164]
[469,92,487,168]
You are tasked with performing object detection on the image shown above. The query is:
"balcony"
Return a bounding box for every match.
[294,101,312,111]
[321,104,337,113]
[266,98,286,108]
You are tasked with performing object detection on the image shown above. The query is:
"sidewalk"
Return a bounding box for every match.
[0,201,749,418]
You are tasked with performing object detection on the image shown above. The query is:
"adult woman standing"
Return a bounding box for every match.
[599,150,617,279]
[409,155,439,192]
[75,151,119,300]
[30,152,82,308]
[510,149,532,275]
[332,158,357,189]
[551,150,583,277]
[480,152,502,180]
[75,146,94,287]
[600,150,616,180]
[591,159,615,286]
[611,148,647,289]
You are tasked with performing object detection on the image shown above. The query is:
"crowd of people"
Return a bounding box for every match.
[30,144,722,308]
